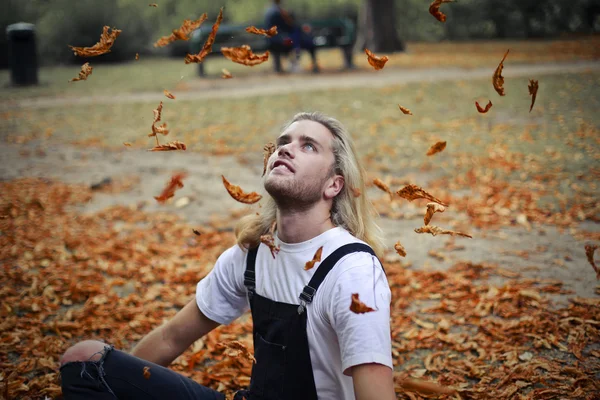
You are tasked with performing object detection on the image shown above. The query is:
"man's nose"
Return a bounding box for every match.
[278,143,294,158]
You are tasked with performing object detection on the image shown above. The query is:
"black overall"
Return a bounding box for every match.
[236,242,378,400]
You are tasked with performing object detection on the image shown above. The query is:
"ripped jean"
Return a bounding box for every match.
[59,344,228,399]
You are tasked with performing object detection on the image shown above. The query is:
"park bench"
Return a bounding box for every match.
[189,17,357,76]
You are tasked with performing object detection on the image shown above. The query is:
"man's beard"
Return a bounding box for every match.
[264,173,328,211]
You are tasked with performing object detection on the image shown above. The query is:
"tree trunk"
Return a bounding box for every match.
[357,0,405,53]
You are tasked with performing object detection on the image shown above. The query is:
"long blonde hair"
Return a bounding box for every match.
[235,112,385,257]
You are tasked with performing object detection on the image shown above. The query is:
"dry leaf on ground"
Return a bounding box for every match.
[365,49,388,70]
[221,45,270,66]
[429,0,455,22]
[399,378,456,395]
[245,25,277,37]
[424,202,446,225]
[216,341,256,364]
[184,8,224,64]
[350,293,375,314]
[69,26,121,57]
[373,178,393,200]
[69,63,92,82]
[221,69,233,79]
[262,143,276,177]
[476,100,493,114]
[493,49,510,96]
[585,244,599,279]
[398,105,413,115]
[154,173,186,203]
[163,90,175,100]
[426,141,446,156]
[528,79,539,112]
[143,366,151,379]
[394,241,407,257]
[154,14,208,47]
[304,246,323,270]
[397,184,449,207]
[222,176,262,204]
[148,141,187,151]
[415,225,472,238]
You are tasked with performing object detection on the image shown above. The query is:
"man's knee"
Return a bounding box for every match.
[60,340,109,366]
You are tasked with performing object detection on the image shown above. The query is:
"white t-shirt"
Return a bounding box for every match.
[196,227,392,400]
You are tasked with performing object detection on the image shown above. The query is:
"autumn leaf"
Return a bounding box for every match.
[585,244,599,279]
[148,141,187,151]
[245,25,278,37]
[262,143,276,177]
[398,105,413,115]
[365,49,388,70]
[192,229,201,236]
[304,246,323,270]
[69,26,121,57]
[221,68,233,79]
[350,293,375,314]
[143,366,151,379]
[429,0,455,22]
[528,79,539,112]
[399,378,456,395]
[69,63,93,82]
[476,100,493,114]
[426,141,446,156]
[373,178,393,200]
[148,101,169,138]
[394,241,407,257]
[261,234,279,258]
[184,8,224,64]
[351,187,362,197]
[222,175,262,204]
[415,225,472,238]
[154,14,208,47]
[397,184,449,207]
[154,173,186,204]
[424,202,446,225]
[216,341,256,364]
[163,90,175,100]
[123,142,132,147]
[493,49,510,96]
[135,53,139,60]
[221,45,270,66]
[149,3,158,7]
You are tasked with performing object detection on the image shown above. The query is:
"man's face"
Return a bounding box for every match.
[264,120,338,208]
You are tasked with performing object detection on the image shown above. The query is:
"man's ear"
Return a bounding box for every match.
[324,174,344,200]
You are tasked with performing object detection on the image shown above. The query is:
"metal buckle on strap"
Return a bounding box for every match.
[243,270,256,288]
[299,285,317,304]
[297,299,307,315]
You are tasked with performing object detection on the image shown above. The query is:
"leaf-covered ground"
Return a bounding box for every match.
[1,41,599,399]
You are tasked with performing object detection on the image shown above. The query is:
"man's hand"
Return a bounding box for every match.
[351,363,396,400]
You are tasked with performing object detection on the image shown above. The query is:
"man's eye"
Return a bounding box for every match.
[304,143,316,151]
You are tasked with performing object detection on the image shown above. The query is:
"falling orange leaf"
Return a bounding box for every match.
[123,142,132,147]
[184,8,224,64]
[493,49,510,96]
[261,234,279,258]
[415,225,472,238]
[424,202,446,225]
[245,25,278,38]
[221,68,233,79]
[351,187,362,197]
[154,173,186,204]
[397,184,449,207]
[350,293,375,314]
[135,53,140,60]
[222,175,262,204]
[149,3,158,7]
[69,26,121,57]
[163,90,176,100]
[426,141,446,156]
[148,141,187,151]
[475,100,493,114]
[69,63,93,82]
[143,366,151,379]
[154,14,208,47]
[398,105,413,115]
[262,143,276,177]
[365,49,388,70]
[221,45,269,66]
[373,178,393,200]
[394,242,407,257]
[192,229,201,236]
[528,79,539,112]
[585,244,599,279]
[429,0,455,22]
[304,246,323,270]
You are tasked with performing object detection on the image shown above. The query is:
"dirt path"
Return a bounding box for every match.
[2,141,597,306]
[2,60,599,111]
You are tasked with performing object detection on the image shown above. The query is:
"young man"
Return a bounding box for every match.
[59,112,395,399]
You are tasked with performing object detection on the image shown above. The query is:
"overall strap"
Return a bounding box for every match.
[244,246,259,295]
[298,243,379,313]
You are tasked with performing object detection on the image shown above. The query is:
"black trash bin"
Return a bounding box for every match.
[6,22,38,86]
